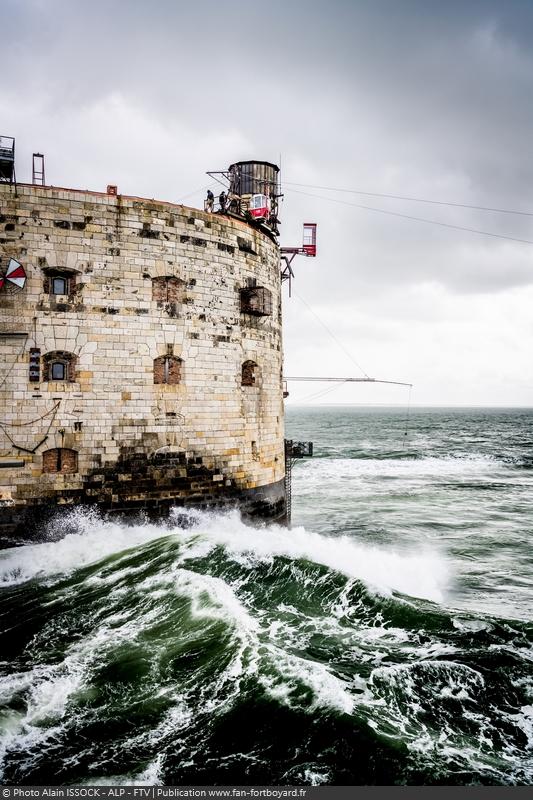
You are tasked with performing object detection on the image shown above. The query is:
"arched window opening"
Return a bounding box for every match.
[241,360,257,387]
[42,448,78,474]
[154,355,182,385]
[42,351,77,382]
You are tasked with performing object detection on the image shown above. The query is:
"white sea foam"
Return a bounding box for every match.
[175,511,449,602]
[169,567,262,695]
[0,506,449,602]
[301,768,331,785]
[0,557,263,778]
[370,660,486,695]
[452,617,493,633]
[0,510,173,587]
[0,511,448,766]
[0,659,85,780]
[83,755,164,786]
[175,567,259,635]
[295,454,512,496]
[0,660,84,729]
[515,705,533,750]
[259,645,355,715]
[2,527,369,725]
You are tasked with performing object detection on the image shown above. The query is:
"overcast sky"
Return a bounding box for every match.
[2,0,533,405]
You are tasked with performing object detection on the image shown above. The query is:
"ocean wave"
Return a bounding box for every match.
[0,508,448,603]
[296,453,510,483]
[1,505,532,784]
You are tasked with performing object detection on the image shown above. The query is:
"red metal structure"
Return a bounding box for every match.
[280,223,317,295]
[249,193,271,220]
[302,223,317,256]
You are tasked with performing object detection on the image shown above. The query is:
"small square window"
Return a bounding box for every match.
[51,362,66,380]
[52,277,67,295]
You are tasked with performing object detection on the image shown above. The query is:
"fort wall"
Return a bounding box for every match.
[0,184,286,541]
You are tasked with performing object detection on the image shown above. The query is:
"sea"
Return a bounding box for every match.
[0,406,532,786]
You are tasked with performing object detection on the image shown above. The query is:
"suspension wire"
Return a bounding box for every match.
[285,376,412,387]
[285,187,533,246]
[294,380,348,403]
[0,401,61,427]
[283,181,533,218]
[175,182,218,204]
[293,290,371,379]
[0,403,59,454]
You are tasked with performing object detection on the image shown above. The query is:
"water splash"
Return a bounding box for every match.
[0,447,531,785]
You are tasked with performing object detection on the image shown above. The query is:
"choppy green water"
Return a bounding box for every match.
[0,407,532,785]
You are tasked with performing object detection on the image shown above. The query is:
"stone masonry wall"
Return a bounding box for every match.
[0,184,285,532]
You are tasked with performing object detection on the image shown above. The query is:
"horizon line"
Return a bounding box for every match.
[285,402,533,409]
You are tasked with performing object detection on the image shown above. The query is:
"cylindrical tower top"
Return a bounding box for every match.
[228,161,280,198]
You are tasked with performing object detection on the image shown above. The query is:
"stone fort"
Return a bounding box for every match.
[0,159,293,543]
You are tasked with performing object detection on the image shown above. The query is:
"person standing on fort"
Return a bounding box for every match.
[206,189,214,212]
[219,191,226,212]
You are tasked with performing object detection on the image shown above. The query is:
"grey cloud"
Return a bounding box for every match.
[2,0,533,403]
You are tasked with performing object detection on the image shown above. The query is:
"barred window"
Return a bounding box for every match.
[239,286,272,316]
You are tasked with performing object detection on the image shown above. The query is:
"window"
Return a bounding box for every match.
[42,448,78,474]
[153,355,182,385]
[251,194,269,210]
[51,276,68,295]
[42,351,76,382]
[51,362,66,381]
[237,237,257,255]
[240,286,272,316]
[241,360,257,387]
[42,269,76,296]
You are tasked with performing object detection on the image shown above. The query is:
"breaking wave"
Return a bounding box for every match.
[0,507,532,785]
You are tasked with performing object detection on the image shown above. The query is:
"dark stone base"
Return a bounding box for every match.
[0,477,287,549]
